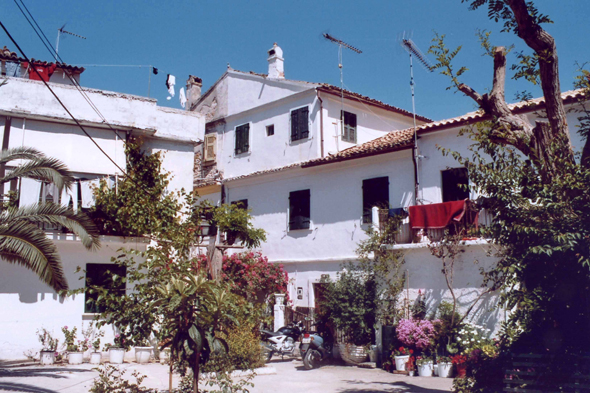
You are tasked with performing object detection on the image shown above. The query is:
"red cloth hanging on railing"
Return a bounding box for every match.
[409,199,476,229]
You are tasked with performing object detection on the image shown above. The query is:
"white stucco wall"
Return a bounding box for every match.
[0,237,148,360]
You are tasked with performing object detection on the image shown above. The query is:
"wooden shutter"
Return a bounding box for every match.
[235,124,249,154]
[299,107,309,139]
[341,111,357,143]
[291,110,299,140]
[362,177,389,223]
[204,134,216,161]
[289,189,311,230]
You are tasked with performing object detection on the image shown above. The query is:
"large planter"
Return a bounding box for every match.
[438,362,453,378]
[134,347,152,364]
[418,361,434,377]
[90,352,102,364]
[68,352,84,365]
[394,355,410,371]
[338,343,368,365]
[40,350,55,365]
[109,347,125,364]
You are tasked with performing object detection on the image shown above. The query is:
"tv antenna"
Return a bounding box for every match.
[399,34,432,205]
[55,24,86,61]
[323,33,362,151]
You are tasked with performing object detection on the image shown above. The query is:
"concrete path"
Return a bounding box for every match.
[0,358,452,393]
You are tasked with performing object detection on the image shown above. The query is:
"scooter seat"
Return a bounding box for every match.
[260,329,282,336]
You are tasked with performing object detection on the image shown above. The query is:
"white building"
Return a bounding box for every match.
[192,44,589,334]
[0,48,205,360]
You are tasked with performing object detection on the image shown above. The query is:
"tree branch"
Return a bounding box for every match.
[458,83,483,106]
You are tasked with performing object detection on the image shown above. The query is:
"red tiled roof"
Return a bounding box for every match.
[1,46,85,74]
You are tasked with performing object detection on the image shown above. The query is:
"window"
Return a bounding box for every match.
[442,168,469,202]
[231,199,248,209]
[266,125,274,136]
[289,189,311,230]
[84,263,126,313]
[341,111,357,143]
[235,123,249,155]
[290,107,309,141]
[204,134,216,161]
[362,177,389,224]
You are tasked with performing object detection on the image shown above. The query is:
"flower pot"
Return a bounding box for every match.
[338,343,368,365]
[134,346,152,364]
[438,362,453,378]
[40,350,55,365]
[369,345,378,363]
[68,351,84,365]
[90,352,102,364]
[433,364,439,376]
[109,347,125,364]
[418,361,434,377]
[456,363,467,378]
[394,355,410,371]
[408,370,415,377]
[159,348,170,365]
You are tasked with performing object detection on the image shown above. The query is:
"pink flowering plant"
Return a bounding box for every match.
[61,326,90,352]
[396,319,439,351]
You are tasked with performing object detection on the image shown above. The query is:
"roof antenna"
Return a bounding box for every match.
[399,32,432,206]
[323,33,362,151]
[55,24,86,61]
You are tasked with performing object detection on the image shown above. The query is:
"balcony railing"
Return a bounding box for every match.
[376,203,494,245]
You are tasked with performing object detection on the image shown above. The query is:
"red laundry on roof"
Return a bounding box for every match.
[409,199,476,229]
[23,62,57,82]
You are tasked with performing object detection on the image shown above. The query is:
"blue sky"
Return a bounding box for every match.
[3,0,590,122]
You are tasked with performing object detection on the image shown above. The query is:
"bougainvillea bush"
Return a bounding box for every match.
[221,251,289,303]
[396,318,439,351]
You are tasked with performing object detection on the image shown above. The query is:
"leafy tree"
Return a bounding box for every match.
[0,147,100,291]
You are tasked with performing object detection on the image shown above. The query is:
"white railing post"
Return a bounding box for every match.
[274,293,286,331]
[372,206,380,232]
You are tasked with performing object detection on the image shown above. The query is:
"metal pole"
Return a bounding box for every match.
[55,29,61,61]
[148,66,151,98]
[339,44,344,150]
[409,53,420,206]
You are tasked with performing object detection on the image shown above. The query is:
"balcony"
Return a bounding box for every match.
[375,200,493,246]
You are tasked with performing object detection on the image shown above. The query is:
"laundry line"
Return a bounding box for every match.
[75,64,162,98]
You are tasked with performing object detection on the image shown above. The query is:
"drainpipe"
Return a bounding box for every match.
[1,116,11,197]
[316,89,325,158]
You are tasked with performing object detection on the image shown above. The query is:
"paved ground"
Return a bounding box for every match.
[0,358,452,393]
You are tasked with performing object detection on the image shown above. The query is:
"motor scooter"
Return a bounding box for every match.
[260,321,304,362]
[300,330,332,369]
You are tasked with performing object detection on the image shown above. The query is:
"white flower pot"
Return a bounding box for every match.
[134,347,152,364]
[438,362,453,378]
[40,350,55,365]
[418,361,433,377]
[408,370,415,376]
[68,352,84,365]
[90,352,102,364]
[394,355,410,371]
[159,348,170,364]
[109,347,125,364]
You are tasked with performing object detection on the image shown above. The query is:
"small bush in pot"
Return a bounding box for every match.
[37,328,59,365]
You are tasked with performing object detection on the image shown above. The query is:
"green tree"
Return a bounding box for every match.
[0,147,100,291]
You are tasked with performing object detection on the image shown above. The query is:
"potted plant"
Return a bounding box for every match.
[89,330,104,364]
[452,354,468,377]
[105,334,127,364]
[393,346,413,371]
[406,356,416,376]
[134,340,153,364]
[417,356,434,377]
[437,355,453,378]
[62,326,89,365]
[37,328,59,365]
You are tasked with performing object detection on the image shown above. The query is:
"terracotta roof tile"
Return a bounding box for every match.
[1,46,85,73]
[222,162,302,183]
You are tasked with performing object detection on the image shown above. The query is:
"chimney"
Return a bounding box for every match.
[186,75,203,110]
[267,43,284,79]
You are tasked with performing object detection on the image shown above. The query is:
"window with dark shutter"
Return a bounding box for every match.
[266,125,274,136]
[289,189,311,230]
[291,107,309,141]
[341,111,357,143]
[442,168,469,202]
[84,263,126,313]
[231,199,248,210]
[235,123,250,154]
[362,177,389,224]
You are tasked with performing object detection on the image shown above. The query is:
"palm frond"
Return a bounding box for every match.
[0,147,47,164]
[2,203,101,250]
[0,155,74,191]
[0,220,68,291]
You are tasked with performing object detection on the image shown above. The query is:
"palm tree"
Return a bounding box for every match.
[0,147,100,291]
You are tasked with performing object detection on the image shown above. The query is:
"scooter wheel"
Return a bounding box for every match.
[260,342,273,363]
[303,349,321,370]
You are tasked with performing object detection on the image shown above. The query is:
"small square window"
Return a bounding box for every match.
[266,125,274,136]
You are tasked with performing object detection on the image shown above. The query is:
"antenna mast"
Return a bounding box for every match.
[400,36,432,205]
[323,33,362,151]
[55,24,86,61]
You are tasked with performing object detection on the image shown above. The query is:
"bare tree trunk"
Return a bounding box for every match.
[193,351,200,393]
[206,235,222,281]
